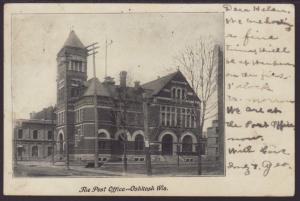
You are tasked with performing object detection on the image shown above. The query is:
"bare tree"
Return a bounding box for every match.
[175,36,219,138]
[109,72,137,174]
[174,36,220,175]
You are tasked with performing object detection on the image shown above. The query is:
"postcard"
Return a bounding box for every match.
[3,3,295,196]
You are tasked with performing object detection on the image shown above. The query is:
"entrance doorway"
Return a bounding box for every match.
[162,134,173,155]
[182,135,193,152]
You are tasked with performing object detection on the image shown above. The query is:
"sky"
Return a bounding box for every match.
[11,12,224,126]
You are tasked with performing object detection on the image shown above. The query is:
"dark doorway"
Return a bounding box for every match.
[134,134,144,151]
[162,134,173,155]
[59,134,64,154]
[182,135,193,152]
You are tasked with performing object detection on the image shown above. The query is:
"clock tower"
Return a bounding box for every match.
[56,30,88,158]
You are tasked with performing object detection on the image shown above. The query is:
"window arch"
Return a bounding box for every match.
[134,134,144,151]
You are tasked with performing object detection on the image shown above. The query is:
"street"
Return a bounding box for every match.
[13,161,223,177]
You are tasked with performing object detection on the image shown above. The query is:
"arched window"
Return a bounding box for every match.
[134,134,144,151]
[177,88,181,99]
[182,135,193,152]
[172,88,176,98]
[162,134,173,155]
[32,146,38,157]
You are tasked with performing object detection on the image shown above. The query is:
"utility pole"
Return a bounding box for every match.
[143,93,152,176]
[86,42,99,168]
[104,39,113,78]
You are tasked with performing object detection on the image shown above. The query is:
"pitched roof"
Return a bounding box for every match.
[83,78,144,101]
[141,71,178,96]
[82,70,199,101]
[63,30,85,49]
[83,78,110,97]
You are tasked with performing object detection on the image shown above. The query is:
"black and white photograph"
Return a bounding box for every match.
[11,11,224,177]
[4,3,295,197]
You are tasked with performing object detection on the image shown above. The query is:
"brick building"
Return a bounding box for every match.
[55,30,205,162]
[14,118,55,161]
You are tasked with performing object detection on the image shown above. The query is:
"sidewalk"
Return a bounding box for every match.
[69,166,145,177]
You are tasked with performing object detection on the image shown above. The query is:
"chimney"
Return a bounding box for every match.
[119,71,127,88]
[103,76,115,85]
[134,81,140,88]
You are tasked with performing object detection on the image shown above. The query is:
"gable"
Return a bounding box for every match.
[156,71,200,102]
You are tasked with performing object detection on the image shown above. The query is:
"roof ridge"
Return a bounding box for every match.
[141,71,177,86]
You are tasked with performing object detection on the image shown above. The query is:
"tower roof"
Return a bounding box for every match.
[63,30,85,49]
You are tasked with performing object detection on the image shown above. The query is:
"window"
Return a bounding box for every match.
[177,108,181,127]
[47,131,53,140]
[62,112,65,123]
[181,108,186,127]
[161,106,196,128]
[191,113,196,128]
[187,109,191,128]
[161,106,166,126]
[177,88,181,99]
[80,109,83,122]
[171,107,176,126]
[18,129,23,139]
[172,88,176,98]
[166,107,170,126]
[68,61,72,70]
[78,62,82,72]
[134,135,144,151]
[69,60,83,72]
[33,130,38,139]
